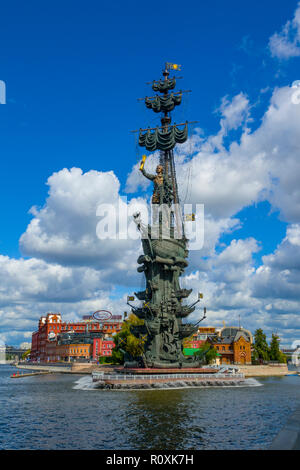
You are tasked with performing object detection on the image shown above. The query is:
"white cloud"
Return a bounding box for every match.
[286,224,300,246]
[183,238,262,327]
[269,2,300,59]
[0,266,133,346]
[0,255,108,304]
[218,92,251,135]
[183,228,300,347]
[1,168,148,344]
[179,85,300,224]
[19,167,142,279]
[252,224,300,301]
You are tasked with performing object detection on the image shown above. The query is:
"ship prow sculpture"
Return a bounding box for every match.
[126,63,206,369]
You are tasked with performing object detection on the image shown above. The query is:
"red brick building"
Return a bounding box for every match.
[30,313,122,362]
[212,327,252,365]
[92,338,115,359]
[183,325,252,365]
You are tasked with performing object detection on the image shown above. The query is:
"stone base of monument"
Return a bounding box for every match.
[91,368,246,390]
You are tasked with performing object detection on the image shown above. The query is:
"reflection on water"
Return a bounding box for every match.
[125,389,191,449]
[1,365,300,450]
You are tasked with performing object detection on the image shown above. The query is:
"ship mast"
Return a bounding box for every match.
[160,62,183,237]
[136,62,191,237]
[127,64,204,369]
[160,64,179,202]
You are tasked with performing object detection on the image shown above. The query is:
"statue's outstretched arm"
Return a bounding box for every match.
[140,165,155,181]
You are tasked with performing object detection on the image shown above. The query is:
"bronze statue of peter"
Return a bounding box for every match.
[140,161,173,206]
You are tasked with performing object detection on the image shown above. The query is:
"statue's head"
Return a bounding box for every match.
[156,164,163,174]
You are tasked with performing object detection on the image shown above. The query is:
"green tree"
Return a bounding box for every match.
[22,349,31,360]
[253,328,270,362]
[111,313,145,364]
[269,333,287,363]
[194,341,218,364]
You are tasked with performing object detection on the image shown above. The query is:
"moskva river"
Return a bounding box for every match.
[0,364,299,449]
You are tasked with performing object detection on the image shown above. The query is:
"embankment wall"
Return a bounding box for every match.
[238,363,288,377]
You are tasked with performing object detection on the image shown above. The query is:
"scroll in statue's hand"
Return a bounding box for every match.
[140,155,147,171]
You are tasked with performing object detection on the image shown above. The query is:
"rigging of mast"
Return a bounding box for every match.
[133,62,197,237]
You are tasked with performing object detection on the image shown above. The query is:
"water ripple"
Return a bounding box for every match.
[0,365,299,449]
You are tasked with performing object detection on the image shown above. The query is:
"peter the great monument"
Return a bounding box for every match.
[125,62,207,369]
[93,63,245,387]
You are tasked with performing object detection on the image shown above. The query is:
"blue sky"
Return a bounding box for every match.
[0,0,294,255]
[1,0,300,347]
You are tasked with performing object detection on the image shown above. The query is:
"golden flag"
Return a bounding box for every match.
[166,62,182,71]
[185,213,195,221]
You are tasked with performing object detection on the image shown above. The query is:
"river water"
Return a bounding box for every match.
[0,364,299,450]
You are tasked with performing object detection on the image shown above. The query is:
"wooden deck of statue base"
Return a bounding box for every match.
[91,366,246,390]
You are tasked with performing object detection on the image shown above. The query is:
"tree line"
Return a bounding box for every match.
[252,328,286,363]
